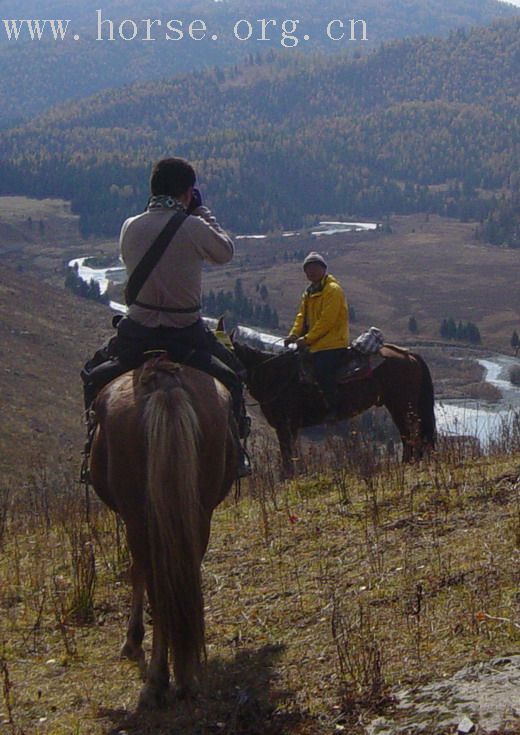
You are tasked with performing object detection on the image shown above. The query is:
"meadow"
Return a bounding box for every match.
[0,196,519,733]
[0,426,519,734]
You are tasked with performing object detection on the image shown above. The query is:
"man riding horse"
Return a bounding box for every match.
[284,251,349,420]
[229,250,434,476]
[82,157,251,477]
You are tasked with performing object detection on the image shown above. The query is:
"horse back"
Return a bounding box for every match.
[90,358,236,516]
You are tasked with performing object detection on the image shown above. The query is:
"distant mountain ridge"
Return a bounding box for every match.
[0,0,517,126]
[1,17,519,240]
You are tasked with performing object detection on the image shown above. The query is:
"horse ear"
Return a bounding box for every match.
[216,315,225,333]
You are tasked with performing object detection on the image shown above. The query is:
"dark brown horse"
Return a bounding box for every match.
[232,341,435,477]
[89,356,237,708]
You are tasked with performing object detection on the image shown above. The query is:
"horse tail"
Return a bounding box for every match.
[144,381,205,690]
[412,353,436,448]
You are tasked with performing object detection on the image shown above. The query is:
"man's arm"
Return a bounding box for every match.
[119,216,134,268]
[304,285,343,346]
[187,206,234,264]
[289,294,307,338]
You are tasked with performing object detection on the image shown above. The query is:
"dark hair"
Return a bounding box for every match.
[150,157,196,197]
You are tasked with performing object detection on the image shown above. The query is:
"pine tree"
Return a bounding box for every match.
[408,316,418,334]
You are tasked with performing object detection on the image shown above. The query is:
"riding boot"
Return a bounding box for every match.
[83,380,97,412]
[230,412,252,478]
[238,396,251,440]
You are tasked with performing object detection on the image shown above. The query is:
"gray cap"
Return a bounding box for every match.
[303,251,327,269]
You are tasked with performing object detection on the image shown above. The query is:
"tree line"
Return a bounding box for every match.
[202,279,280,330]
[0,19,519,239]
[0,0,514,126]
[440,318,481,344]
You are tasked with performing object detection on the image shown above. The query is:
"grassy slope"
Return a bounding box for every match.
[0,442,519,734]
[0,260,111,478]
[0,199,518,734]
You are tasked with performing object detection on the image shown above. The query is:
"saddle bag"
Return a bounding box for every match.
[351,326,384,355]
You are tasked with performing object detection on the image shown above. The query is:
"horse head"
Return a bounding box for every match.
[231,335,298,405]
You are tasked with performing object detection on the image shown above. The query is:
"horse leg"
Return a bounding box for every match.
[120,557,146,675]
[139,514,210,710]
[385,402,420,463]
[276,423,296,479]
[138,610,170,710]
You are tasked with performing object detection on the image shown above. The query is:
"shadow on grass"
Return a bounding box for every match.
[100,643,323,735]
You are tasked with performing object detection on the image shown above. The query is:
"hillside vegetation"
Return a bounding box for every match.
[0,433,519,734]
[1,18,519,239]
[0,0,516,126]
[0,261,111,478]
[0,219,518,732]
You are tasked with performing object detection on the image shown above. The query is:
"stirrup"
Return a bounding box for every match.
[80,455,91,485]
[237,443,252,478]
[239,414,251,440]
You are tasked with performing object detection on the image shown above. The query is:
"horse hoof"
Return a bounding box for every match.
[137,683,168,710]
[173,684,196,701]
[120,641,145,662]
[120,642,147,677]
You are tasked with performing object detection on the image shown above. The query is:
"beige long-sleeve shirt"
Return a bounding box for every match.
[120,205,234,328]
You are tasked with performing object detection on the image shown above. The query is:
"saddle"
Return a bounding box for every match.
[297,347,384,388]
[81,313,200,410]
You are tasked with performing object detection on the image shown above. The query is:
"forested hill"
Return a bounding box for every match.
[1,18,519,239]
[0,0,517,127]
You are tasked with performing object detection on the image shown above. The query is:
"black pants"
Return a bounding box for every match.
[311,348,348,407]
[117,317,244,419]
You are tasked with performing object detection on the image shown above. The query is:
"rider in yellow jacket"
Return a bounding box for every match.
[284,252,349,415]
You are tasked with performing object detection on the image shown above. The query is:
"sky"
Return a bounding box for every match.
[500,0,520,5]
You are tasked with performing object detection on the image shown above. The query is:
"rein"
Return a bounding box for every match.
[247,349,302,407]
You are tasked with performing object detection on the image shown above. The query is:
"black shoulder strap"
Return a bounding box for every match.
[124,210,188,307]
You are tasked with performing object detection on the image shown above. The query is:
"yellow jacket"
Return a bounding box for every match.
[290,274,349,353]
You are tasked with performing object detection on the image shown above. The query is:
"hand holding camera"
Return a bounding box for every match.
[186,187,203,214]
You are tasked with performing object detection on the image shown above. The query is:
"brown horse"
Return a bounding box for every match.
[89,356,237,708]
[232,340,436,477]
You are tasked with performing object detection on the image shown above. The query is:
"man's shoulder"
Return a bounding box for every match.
[120,211,148,236]
[324,275,344,293]
[122,211,167,228]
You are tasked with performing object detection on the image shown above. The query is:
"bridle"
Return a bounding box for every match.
[245,348,303,408]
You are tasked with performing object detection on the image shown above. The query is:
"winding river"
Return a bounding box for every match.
[435,356,519,446]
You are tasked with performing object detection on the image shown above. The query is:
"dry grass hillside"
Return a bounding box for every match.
[0,197,81,275]
[0,262,112,478]
[0,199,519,735]
[0,435,519,734]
